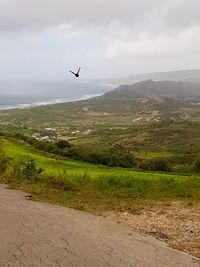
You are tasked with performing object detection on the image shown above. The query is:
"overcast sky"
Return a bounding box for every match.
[0,0,199,80]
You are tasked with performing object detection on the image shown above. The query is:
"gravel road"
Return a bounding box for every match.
[0,185,199,267]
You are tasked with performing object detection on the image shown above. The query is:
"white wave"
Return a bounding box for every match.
[0,94,102,111]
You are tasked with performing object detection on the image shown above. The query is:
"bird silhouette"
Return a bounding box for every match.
[69,67,81,77]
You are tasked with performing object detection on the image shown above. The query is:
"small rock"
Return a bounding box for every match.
[25,195,32,200]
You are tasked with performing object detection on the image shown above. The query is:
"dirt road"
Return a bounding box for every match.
[0,185,199,267]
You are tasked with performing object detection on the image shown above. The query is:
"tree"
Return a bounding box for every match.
[150,159,171,172]
[194,158,200,172]
[55,140,71,149]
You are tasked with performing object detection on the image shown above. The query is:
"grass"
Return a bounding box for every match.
[2,138,200,199]
[4,139,198,181]
[133,151,173,160]
[0,138,199,216]
[1,96,200,175]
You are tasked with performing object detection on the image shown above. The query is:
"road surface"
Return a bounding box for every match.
[0,185,199,267]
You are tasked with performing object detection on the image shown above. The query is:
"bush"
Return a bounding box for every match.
[55,140,71,149]
[22,159,44,180]
[10,159,44,181]
[150,159,171,172]
[0,154,10,174]
[194,158,200,172]
[0,141,10,174]
[138,158,171,172]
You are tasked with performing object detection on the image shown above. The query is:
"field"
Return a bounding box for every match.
[0,96,200,173]
[2,138,200,201]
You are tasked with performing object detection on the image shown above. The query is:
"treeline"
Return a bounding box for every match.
[1,132,200,173]
[17,135,136,168]
[11,134,173,172]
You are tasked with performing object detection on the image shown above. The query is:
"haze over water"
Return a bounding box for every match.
[0,80,113,109]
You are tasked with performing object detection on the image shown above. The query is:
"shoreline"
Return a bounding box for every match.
[0,94,101,111]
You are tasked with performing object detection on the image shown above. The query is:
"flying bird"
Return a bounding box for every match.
[69,67,81,78]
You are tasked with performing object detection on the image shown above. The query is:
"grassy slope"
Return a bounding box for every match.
[1,138,199,217]
[4,139,194,181]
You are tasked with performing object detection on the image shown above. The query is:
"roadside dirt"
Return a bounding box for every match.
[103,201,200,258]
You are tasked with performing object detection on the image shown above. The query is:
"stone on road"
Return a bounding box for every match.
[0,185,199,267]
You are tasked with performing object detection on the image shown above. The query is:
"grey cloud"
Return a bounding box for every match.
[0,0,198,37]
[164,0,200,30]
[0,0,199,80]
[0,0,163,32]
[106,27,200,59]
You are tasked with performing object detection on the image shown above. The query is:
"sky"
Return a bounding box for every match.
[0,0,199,80]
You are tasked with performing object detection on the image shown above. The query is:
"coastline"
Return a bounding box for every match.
[0,94,101,111]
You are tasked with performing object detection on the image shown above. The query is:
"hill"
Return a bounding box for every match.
[101,80,200,100]
[0,78,200,174]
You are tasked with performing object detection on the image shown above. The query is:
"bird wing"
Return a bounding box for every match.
[70,70,76,75]
[77,67,81,75]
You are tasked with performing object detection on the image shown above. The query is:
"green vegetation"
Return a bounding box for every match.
[194,158,200,172]
[1,138,199,213]
[4,133,199,173]
[0,95,200,173]
[0,94,200,212]
[0,140,10,174]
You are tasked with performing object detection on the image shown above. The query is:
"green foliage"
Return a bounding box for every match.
[149,158,171,172]
[0,94,200,175]
[10,158,44,181]
[138,158,171,172]
[86,144,135,168]
[55,140,71,149]
[0,140,10,174]
[0,154,10,174]
[22,159,44,179]
[194,158,200,172]
[16,135,136,169]
[1,139,200,202]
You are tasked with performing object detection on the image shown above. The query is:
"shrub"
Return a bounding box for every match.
[138,158,171,172]
[150,159,171,172]
[22,159,44,180]
[0,154,10,174]
[10,158,40,180]
[0,141,10,174]
[55,140,71,149]
[194,158,200,172]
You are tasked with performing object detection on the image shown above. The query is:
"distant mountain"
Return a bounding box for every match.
[101,80,200,100]
[98,69,200,86]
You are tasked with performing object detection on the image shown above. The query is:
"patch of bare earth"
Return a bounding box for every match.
[132,133,147,143]
[103,201,200,258]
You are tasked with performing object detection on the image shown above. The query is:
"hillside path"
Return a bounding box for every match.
[0,185,199,267]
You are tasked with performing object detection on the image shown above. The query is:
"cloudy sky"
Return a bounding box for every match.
[0,0,199,80]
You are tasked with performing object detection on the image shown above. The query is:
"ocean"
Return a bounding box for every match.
[0,80,114,110]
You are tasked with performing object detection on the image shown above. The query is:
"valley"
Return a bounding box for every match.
[1,79,200,259]
[1,80,200,173]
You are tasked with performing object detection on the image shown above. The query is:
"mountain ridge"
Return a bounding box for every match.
[96,69,200,86]
[100,80,200,100]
